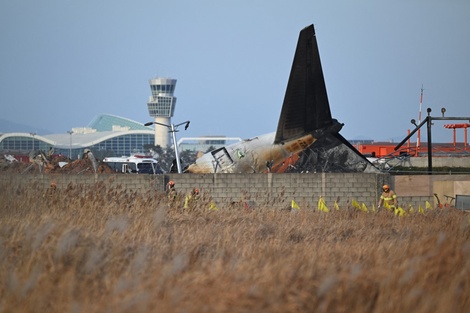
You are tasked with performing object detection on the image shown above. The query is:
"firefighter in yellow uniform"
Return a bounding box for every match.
[184,188,200,212]
[378,184,398,211]
[166,181,178,208]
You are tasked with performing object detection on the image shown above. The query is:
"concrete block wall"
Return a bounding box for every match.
[3,171,465,209]
[1,172,398,210]
[395,174,470,208]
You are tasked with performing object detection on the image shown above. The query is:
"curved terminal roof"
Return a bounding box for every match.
[0,132,56,146]
[0,114,155,157]
[44,130,154,149]
[87,114,151,131]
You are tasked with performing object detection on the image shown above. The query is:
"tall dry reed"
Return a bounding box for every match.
[0,181,469,312]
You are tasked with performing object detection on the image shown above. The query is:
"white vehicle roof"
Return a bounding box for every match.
[103,156,158,163]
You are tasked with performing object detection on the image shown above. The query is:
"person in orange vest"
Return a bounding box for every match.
[378,184,398,210]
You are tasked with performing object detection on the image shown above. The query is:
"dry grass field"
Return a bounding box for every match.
[1,180,469,313]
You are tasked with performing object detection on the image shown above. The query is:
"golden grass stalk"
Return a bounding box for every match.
[1,182,469,312]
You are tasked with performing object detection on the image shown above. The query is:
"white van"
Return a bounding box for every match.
[103,155,163,174]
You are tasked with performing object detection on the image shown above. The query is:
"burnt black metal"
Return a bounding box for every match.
[274,25,336,144]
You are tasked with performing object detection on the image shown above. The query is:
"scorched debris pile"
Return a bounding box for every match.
[0,153,114,174]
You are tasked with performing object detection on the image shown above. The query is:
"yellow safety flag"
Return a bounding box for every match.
[208,203,219,211]
[360,203,369,213]
[418,205,425,214]
[371,204,377,213]
[334,200,340,211]
[318,197,329,212]
[394,206,406,217]
[408,205,415,214]
[291,200,300,210]
[351,199,360,210]
[425,201,433,210]
[184,195,190,209]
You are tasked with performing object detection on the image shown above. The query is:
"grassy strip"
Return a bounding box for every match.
[1,182,469,312]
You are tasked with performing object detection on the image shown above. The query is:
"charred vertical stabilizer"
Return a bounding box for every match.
[274,24,337,144]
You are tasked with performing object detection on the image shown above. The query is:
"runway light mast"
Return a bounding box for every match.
[67,130,74,159]
[144,120,190,174]
[416,85,424,155]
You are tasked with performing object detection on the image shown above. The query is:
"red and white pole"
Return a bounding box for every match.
[416,85,423,155]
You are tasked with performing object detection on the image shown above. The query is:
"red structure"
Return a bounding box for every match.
[356,141,469,158]
[444,123,470,149]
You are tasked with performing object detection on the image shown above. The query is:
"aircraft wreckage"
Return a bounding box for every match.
[185,24,378,174]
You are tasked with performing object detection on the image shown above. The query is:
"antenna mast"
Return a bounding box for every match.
[416,85,424,155]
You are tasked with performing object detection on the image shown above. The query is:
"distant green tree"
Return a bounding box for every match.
[93,149,115,161]
[180,149,198,170]
[205,145,216,153]
[142,145,197,173]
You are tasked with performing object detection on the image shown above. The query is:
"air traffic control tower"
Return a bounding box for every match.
[147,77,177,147]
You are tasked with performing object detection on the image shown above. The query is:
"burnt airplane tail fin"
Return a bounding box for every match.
[274,24,338,144]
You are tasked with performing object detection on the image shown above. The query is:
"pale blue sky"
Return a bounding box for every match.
[1,0,469,143]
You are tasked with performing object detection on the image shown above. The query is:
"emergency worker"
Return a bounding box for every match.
[166,180,177,205]
[378,184,398,210]
[184,188,200,211]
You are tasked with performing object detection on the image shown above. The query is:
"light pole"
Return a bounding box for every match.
[67,130,74,159]
[144,120,190,173]
[29,132,36,151]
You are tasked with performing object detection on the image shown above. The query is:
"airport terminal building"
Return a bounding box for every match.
[0,77,233,161]
[0,114,156,160]
[0,113,235,161]
[0,113,237,162]
[1,76,176,160]
[0,77,179,160]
